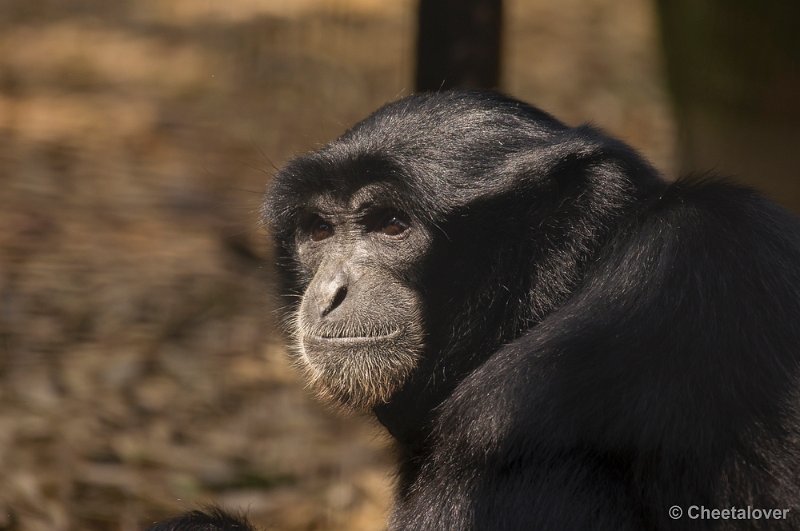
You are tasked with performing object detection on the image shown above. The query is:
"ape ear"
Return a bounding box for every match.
[447,125,662,234]
[492,125,661,199]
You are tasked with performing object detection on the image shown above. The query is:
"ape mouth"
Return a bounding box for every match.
[304,328,402,344]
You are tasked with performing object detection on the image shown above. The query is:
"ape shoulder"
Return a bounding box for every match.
[439,176,800,448]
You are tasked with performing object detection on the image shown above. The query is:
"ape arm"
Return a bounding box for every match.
[392,450,644,530]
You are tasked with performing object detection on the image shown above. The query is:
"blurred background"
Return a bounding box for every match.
[0,0,797,529]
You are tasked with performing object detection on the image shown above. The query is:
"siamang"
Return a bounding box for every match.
[150,91,800,530]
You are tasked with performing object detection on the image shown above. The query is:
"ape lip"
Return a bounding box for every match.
[304,328,402,343]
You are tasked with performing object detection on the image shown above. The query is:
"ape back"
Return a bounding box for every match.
[262,91,800,530]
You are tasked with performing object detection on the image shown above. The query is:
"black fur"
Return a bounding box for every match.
[146,508,255,531]
[154,91,800,530]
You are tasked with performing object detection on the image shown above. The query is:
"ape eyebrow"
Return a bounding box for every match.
[351,189,411,215]
[299,206,328,218]
[301,195,339,219]
[353,201,386,217]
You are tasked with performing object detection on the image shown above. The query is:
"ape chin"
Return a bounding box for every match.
[155,90,800,530]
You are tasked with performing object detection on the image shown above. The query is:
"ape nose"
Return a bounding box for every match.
[318,274,348,317]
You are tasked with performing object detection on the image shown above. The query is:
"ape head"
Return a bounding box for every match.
[263,91,659,413]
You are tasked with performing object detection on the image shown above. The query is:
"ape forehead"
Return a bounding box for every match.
[292,154,420,206]
[307,183,402,214]
[263,151,432,237]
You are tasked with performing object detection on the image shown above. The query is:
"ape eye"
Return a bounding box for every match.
[308,216,334,241]
[382,216,408,236]
[374,211,409,237]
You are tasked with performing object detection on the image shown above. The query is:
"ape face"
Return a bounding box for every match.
[288,184,430,409]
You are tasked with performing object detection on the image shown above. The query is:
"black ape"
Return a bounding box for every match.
[155,91,800,530]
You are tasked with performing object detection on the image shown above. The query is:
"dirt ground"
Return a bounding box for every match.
[0,1,673,529]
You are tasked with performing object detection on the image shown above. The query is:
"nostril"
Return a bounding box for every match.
[321,285,347,317]
[331,285,347,309]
